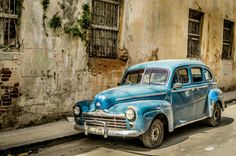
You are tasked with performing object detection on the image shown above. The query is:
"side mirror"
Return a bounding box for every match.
[173,83,183,89]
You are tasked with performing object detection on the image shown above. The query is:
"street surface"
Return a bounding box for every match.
[33,103,236,156]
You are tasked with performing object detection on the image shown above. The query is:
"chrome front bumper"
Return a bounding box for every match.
[74,121,141,138]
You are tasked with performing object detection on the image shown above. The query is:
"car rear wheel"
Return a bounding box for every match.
[141,119,164,148]
[206,103,221,127]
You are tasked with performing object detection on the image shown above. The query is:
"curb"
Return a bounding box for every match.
[0,132,84,156]
[225,99,236,106]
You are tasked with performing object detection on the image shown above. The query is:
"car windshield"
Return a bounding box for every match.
[122,68,169,85]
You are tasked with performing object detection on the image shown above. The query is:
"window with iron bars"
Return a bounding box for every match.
[89,0,119,58]
[221,20,234,60]
[0,0,18,49]
[187,9,204,58]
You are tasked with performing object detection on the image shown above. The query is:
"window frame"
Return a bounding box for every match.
[89,0,120,58]
[187,9,204,58]
[172,67,191,87]
[190,67,204,84]
[0,0,18,49]
[221,19,234,60]
[203,68,214,82]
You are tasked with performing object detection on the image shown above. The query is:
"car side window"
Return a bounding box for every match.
[173,68,189,84]
[204,69,213,81]
[191,67,203,82]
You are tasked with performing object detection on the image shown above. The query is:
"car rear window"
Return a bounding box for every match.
[204,69,213,81]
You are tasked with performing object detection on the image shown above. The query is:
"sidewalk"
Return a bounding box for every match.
[224,89,236,104]
[0,119,81,154]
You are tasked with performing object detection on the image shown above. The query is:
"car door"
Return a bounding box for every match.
[171,67,195,126]
[190,67,208,118]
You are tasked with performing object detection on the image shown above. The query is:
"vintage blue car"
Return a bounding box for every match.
[73,59,225,148]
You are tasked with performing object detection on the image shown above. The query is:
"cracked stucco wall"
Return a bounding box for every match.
[120,0,236,89]
[0,0,126,129]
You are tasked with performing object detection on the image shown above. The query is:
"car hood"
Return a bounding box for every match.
[93,84,167,110]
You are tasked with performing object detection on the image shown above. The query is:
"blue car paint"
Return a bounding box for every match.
[74,59,224,136]
[207,88,224,117]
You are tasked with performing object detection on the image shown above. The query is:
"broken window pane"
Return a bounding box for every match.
[221,20,234,60]
[89,0,119,58]
[187,9,204,58]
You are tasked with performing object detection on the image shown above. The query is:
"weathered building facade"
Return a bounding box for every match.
[0,0,236,129]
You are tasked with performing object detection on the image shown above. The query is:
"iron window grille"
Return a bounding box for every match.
[89,0,119,58]
[0,0,18,49]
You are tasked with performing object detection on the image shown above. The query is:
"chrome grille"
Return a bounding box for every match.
[82,112,127,129]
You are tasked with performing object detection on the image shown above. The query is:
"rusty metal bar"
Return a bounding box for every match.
[99,0,119,5]
[0,13,18,19]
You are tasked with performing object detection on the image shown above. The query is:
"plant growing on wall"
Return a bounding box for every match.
[41,0,49,11]
[64,3,91,41]
[41,0,50,35]
[49,14,62,29]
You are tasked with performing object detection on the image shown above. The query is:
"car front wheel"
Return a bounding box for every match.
[141,119,164,148]
[206,103,222,127]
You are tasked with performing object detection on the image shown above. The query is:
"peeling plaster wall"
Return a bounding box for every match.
[120,0,236,89]
[0,0,125,129]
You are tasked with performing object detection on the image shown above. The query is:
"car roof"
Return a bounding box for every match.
[128,59,206,71]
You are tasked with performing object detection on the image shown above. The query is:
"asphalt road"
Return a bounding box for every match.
[33,103,236,156]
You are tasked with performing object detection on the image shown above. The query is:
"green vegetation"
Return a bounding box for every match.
[41,0,49,11]
[64,3,91,41]
[64,25,83,38]
[41,0,50,35]
[49,15,62,29]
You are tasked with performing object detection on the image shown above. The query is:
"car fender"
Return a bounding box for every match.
[142,104,174,132]
[207,88,224,117]
[109,100,174,133]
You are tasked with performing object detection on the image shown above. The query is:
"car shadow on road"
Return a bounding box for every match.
[159,116,234,149]
[87,116,234,154]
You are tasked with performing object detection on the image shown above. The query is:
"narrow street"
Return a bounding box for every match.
[32,103,236,156]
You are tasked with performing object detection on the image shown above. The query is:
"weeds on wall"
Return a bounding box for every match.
[49,15,62,29]
[41,0,50,36]
[41,0,49,10]
[64,3,91,41]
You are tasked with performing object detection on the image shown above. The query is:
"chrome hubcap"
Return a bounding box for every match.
[151,124,161,142]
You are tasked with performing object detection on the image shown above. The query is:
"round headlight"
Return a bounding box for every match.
[126,108,136,121]
[73,106,80,116]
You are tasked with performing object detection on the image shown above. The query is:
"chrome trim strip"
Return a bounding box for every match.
[172,88,192,93]
[195,85,208,89]
[116,92,167,101]
[172,85,208,93]
[175,116,208,129]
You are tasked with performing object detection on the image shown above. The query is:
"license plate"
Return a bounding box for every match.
[89,127,104,134]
